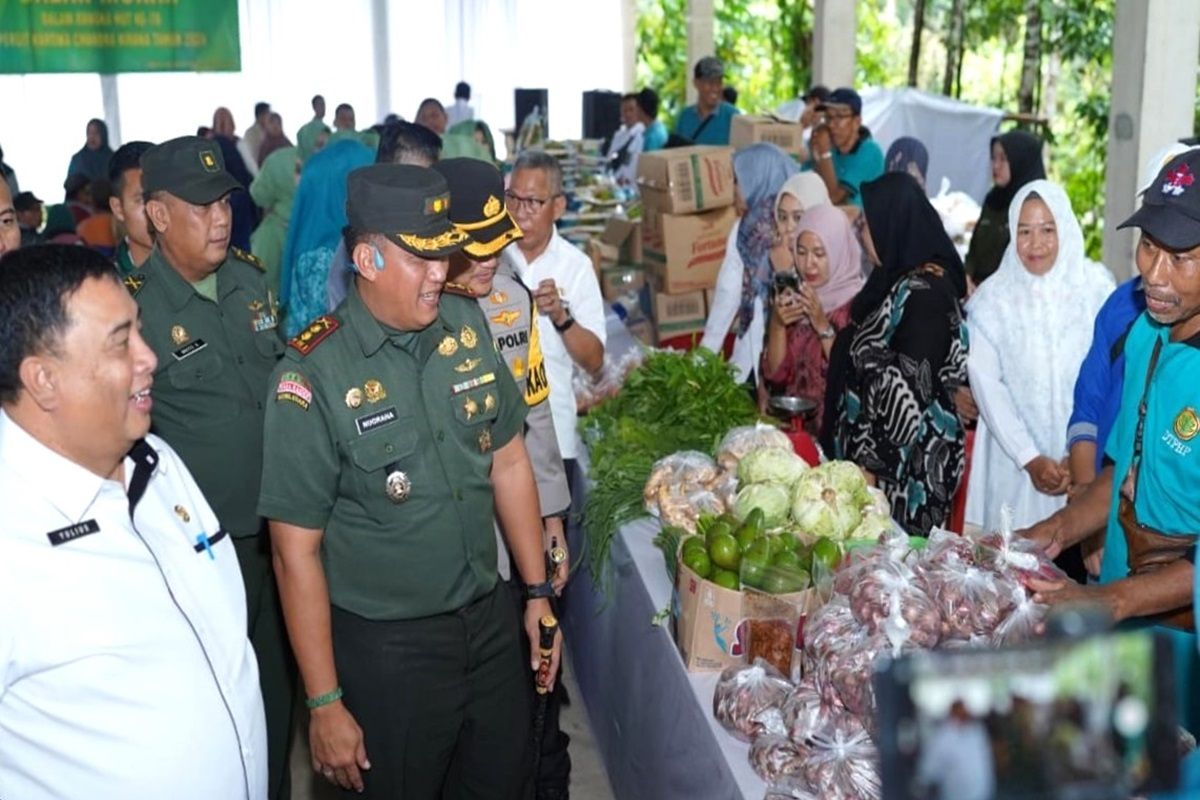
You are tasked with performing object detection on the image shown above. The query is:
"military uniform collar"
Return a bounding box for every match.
[145,246,231,310]
[344,282,454,358]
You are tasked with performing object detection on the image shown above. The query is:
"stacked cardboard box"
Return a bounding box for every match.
[636,146,739,344]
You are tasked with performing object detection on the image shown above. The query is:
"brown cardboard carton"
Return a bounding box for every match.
[636,146,735,214]
[642,203,737,294]
[601,217,643,265]
[730,115,808,159]
[649,286,706,341]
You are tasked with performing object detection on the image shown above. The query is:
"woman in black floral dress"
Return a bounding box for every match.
[821,172,969,535]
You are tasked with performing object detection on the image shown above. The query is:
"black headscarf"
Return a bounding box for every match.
[66,118,114,182]
[982,129,1045,212]
[820,172,965,452]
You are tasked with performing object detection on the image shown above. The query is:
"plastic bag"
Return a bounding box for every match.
[822,633,894,719]
[919,527,977,570]
[715,423,794,472]
[712,659,794,743]
[710,469,740,509]
[763,775,821,800]
[975,506,1069,584]
[801,721,882,800]
[745,590,805,678]
[804,598,862,661]
[991,583,1049,646]
[644,451,724,532]
[659,487,724,533]
[750,734,809,783]
[846,557,941,650]
[924,561,1015,640]
[781,680,833,744]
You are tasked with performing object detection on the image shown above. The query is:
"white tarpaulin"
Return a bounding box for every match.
[860,87,1004,204]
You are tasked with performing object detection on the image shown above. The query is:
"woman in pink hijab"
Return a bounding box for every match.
[762,205,864,434]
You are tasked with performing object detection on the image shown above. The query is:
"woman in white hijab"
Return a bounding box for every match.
[964,179,1115,532]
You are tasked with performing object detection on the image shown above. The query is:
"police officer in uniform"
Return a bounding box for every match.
[129,136,294,800]
[259,164,562,797]
[435,157,572,799]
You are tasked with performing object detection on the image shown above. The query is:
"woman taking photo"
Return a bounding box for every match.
[823,172,969,535]
[762,205,863,435]
[964,180,1114,534]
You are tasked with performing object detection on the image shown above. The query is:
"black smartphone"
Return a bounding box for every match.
[874,628,1179,800]
[772,270,800,296]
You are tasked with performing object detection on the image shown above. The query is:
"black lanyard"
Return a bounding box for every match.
[1130,336,1165,507]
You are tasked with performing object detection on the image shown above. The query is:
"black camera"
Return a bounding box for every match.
[771,270,800,296]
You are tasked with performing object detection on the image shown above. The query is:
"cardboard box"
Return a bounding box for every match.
[649,286,706,342]
[599,265,646,302]
[642,203,737,294]
[730,115,808,159]
[601,217,643,265]
[637,146,735,214]
[675,558,820,672]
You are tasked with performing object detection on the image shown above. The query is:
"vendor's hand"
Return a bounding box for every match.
[1019,516,1069,561]
[534,279,567,326]
[310,700,370,793]
[1080,531,1105,578]
[544,516,569,596]
[1027,577,1119,622]
[810,125,832,157]
[525,598,563,692]
[953,385,978,424]
[796,284,830,333]
[771,288,806,326]
[1025,455,1071,496]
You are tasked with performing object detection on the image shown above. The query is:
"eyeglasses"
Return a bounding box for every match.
[505,191,559,214]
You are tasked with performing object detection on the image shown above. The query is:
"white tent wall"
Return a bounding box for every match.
[0,0,624,203]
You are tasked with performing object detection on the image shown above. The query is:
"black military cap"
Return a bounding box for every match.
[432,158,523,259]
[14,191,42,211]
[346,164,470,258]
[1120,149,1200,250]
[140,135,242,205]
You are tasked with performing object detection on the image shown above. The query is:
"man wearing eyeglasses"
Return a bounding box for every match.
[805,87,884,208]
[502,151,606,482]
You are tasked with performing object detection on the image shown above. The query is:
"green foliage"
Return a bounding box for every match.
[635,0,688,128]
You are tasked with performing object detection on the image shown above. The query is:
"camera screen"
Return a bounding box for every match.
[875,631,1178,800]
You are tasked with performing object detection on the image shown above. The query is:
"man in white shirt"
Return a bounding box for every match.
[0,244,267,800]
[242,101,271,166]
[447,81,474,128]
[606,93,645,187]
[503,151,606,471]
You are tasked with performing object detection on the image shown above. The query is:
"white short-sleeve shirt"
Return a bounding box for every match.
[0,412,267,800]
[504,231,607,459]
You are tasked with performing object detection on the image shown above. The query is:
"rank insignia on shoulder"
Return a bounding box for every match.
[289,315,339,355]
[489,290,508,305]
[231,246,265,271]
[444,281,474,297]
[276,370,313,410]
[123,273,146,297]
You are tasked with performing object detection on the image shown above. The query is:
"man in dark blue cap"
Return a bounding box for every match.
[260,163,561,797]
[806,87,884,207]
[1025,148,1200,730]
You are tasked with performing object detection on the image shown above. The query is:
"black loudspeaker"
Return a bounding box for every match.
[515,88,549,137]
[582,90,623,145]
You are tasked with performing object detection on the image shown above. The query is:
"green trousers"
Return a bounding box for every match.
[234,534,297,800]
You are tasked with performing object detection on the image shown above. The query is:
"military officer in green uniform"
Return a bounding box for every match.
[130,136,295,800]
[434,157,574,800]
[259,164,562,798]
[108,139,155,277]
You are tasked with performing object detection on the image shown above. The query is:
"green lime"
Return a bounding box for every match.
[771,548,802,570]
[682,547,712,579]
[743,507,766,537]
[811,538,842,573]
[780,531,805,553]
[705,520,732,548]
[710,568,740,591]
[735,525,758,553]
[708,532,742,571]
[682,536,707,556]
[793,545,814,573]
[740,542,770,589]
[763,567,810,595]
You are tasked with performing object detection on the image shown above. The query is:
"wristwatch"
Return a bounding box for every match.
[525,580,556,600]
[818,326,837,340]
[553,312,576,333]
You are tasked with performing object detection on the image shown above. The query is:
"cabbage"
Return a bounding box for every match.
[814,460,871,506]
[736,446,809,487]
[848,512,893,541]
[790,470,862,540]
[732,483,791,528]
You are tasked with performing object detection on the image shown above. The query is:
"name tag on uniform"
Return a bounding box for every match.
[47,519,100,546]
[172,339,208,361]
[355,406,398,436]
[252,312,278,333]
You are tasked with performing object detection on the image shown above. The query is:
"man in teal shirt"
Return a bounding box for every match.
[1026,149,1200,730]
[636,88,668,152]
[674,56,740,146]
[804,88,884,208]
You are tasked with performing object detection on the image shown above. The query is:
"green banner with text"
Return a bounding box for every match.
[0,0,240,74]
